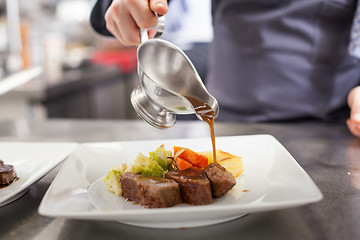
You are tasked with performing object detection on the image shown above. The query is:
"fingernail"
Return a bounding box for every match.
[156,2,164,7]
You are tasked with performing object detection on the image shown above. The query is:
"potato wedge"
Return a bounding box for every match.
[199,150,243,178]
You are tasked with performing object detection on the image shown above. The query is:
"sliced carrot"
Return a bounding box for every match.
[173,146,182,155]
[175,157,193,171]
[173,146,209,168]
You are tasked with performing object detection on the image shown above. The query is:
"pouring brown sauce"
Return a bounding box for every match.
[185,96,217,164]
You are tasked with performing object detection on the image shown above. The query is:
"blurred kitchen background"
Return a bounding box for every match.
[0,0,212,121]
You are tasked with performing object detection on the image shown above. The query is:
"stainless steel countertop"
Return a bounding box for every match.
[0,119,359,240]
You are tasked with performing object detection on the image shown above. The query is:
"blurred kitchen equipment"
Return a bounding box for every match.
[5,0,23,72]
[0,66,42,95]
[131,15,218,129]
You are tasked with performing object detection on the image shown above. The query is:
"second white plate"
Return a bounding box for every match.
[0,142,78,207]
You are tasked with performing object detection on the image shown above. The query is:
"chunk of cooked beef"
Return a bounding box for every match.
[205,163,236,198]
[0,163,17,185]
[165,169,212,205]
[120,172,182,208]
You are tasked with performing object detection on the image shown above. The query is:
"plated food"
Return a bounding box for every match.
[104,145,243,208]
[0,160,18,187]
[0,142,78,208]
[38,136,323,228]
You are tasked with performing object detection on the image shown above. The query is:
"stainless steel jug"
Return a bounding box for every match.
[131,16,218,129]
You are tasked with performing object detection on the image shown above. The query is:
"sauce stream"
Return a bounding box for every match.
[185,96,217,164]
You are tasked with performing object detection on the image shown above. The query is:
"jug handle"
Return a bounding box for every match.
[140,14,165,42]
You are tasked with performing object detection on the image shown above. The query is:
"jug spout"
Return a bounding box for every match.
[185,93,219,122]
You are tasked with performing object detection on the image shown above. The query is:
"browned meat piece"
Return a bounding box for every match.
[0,160,3,164]
[165,169,212,205]
[120,172,182,208]
[205,163,236,198]
[0,163,17,185]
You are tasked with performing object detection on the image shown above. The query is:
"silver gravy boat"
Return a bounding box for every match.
[131,15,218,129]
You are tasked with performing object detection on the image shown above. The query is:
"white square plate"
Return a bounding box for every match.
[0,142,78,207]
[38,135,322,228]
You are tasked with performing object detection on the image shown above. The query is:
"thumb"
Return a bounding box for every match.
[150,0,168,16]
[348,86,360,124]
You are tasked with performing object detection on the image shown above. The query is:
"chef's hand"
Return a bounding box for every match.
[104,0,168,46]
[347,86,360,137]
